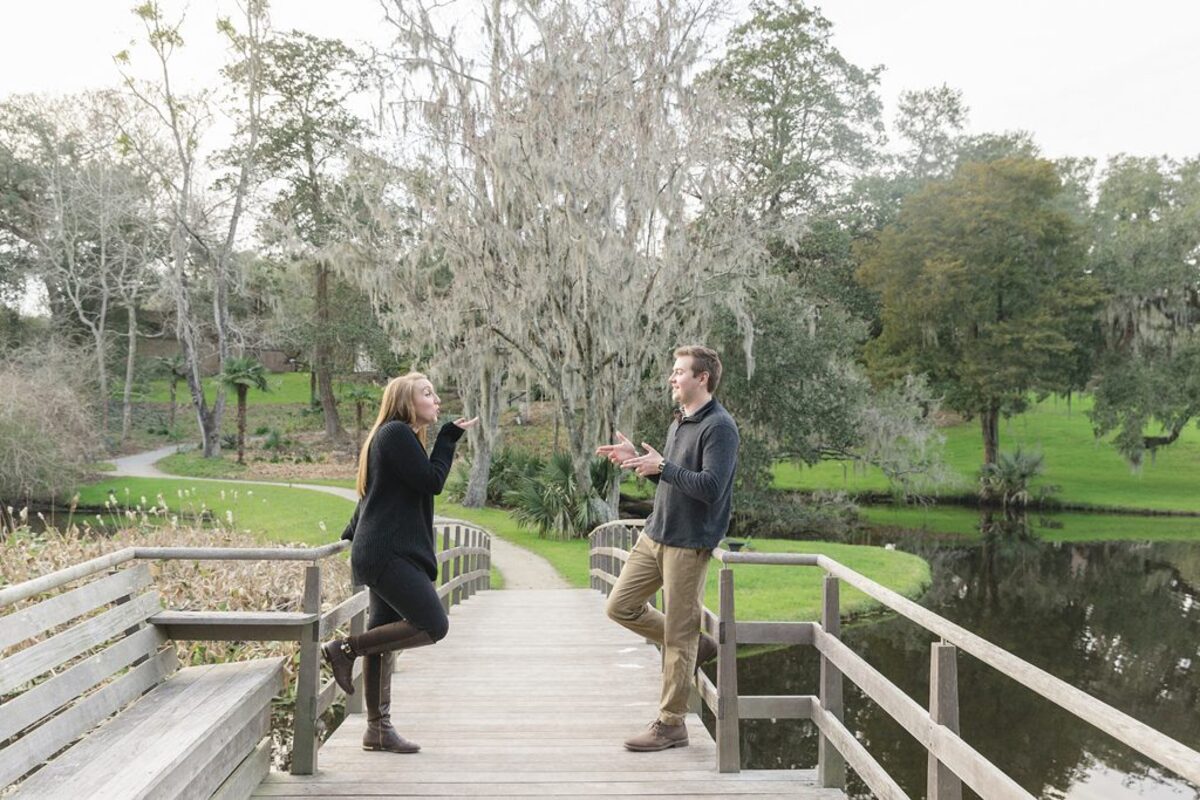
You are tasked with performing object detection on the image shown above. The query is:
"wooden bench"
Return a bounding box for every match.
[0,563,285,800]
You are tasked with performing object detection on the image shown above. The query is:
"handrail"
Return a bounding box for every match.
[3,520,493,779]
[588,520,1200,797]
[0,542,351,610]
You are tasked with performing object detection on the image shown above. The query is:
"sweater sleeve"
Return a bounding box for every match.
[380,421,465,495]
[340,501,361,541]
[659,422,739,504]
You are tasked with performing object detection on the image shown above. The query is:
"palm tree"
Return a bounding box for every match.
[340,383,380,455]
[220,357,269,464]
[155,354,188,434]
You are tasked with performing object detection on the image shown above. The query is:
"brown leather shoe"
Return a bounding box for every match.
[322,638,357,695]
[697,632,718,667]
[624,720,689,751]
[363,652,420,754]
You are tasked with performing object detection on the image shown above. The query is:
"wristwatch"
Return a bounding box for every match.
[656,456,666,475]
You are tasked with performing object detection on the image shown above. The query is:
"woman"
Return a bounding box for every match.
[323,372,477,754]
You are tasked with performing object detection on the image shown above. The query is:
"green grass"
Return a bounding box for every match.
[137,372,316,406]
[863,504,1200,542]
[712,539,929,621]
[441,503,930,620]
[157,451,249,479]
[72,476,355,545]
[775,393,1200,512]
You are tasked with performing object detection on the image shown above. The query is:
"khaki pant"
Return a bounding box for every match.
[605,534,711,725]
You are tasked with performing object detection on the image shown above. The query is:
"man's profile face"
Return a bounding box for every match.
[669,355,707,407]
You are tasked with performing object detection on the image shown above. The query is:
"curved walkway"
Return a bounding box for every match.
[110,446,568,589]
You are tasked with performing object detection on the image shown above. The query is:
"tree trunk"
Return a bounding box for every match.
[237,386,248,464]
[314,263,346,441]
[463,364,504,507]
[981,403,1000,466]
[120,305,138,444]
[355,402,364,455]
[168,376,177,433]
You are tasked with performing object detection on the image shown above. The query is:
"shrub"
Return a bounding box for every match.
[979,448,1059,508]
[507,452,614,539]
[728,490,862,540]
[0,343,101,505]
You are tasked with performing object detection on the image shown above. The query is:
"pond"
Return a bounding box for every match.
[703,511,1200,799]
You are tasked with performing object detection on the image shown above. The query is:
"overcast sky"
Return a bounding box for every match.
[0,0,1195,163]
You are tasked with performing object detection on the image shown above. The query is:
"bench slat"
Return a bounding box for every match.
[0,625,167,743]
[17,658,284,800]
[0,591,161,694]
[210,736,271,800]
[150,610,317,642]
[0,565,152,652]
[0,646,176,790]
[169,704,271,800]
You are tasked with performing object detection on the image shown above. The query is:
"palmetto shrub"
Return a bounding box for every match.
[507,452,615,539]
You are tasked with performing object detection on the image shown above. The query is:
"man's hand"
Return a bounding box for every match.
[621,442,665,478]
[596,430,638,465]
[453,416,480,430]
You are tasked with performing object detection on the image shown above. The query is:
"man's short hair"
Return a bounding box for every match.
[674,345,722,394]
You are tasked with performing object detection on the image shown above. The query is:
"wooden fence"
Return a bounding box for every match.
[588,519,1200,800]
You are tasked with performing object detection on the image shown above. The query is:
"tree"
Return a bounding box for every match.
[340,382,379,454]
[354,0,766,518]
[859,157,1101,465]
[155,353,188,434]
[1086,156,1200,466]
[220,356,268,464]
[255,31,373,443]
[116,0,268,457]
[709,0,885,219]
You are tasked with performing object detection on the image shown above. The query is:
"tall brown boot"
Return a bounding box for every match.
[322,621,434,697]
[363,652,420,753]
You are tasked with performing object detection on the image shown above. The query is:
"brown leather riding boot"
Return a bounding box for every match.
[363,651,420,753]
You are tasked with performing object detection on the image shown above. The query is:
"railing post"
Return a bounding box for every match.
[484,532,491,590]
[291,564,322,775]
[818,574,845,788]
[451,526,463,607]
[346,583,366,714]
[716,567,740,773]
[440,526,451,613]
[928,641,962,800]
[464,529,475,599]
[589,532,597,591]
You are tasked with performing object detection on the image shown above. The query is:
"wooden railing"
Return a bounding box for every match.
[0,518,491,778]
[588,520,1200,800]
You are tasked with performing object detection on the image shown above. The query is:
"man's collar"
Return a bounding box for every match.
[677,397,716,423]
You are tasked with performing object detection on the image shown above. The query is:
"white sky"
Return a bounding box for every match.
[0,0,1196,163]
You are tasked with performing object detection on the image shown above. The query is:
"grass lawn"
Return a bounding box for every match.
[157,451,249,479]
[862,504,1200,542]
[775,393,1200,512]
[134,371,319,406]
[72,476,355,546]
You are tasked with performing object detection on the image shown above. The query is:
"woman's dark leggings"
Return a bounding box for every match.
[365,556,449,642]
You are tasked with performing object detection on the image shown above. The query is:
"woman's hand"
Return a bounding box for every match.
[453,416,480,430]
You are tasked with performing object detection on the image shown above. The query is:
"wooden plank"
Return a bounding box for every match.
[928,642,962,800]
[435,570,488,601]
[0,647,176,790]
[810,699,910,800]
[132,542,347,562]
[738,695,813,720]
[716,568,740,773]
[696,671,718,716]
[151,610,316,642]
[735,621,813,646]
[0,549,137,610]
[0,591,161,694]
[817,575,844,789]
[0,565,152,652]
[211,736,272,800]
[0,624,167,743]
[250,782,837,796]
[291,565,322,775]
[319,591,370,639]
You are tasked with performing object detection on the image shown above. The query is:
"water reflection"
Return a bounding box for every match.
[705,514,1200,799]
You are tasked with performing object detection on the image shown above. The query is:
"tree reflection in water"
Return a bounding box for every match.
[701,512,1200,799]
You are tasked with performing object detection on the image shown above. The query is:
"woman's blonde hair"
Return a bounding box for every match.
[356,372,431,497]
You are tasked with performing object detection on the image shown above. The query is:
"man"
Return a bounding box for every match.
[597,344,739,752]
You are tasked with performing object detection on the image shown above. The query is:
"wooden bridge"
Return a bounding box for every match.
[3,519,1199,799]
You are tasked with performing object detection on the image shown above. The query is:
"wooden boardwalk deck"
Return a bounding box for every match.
[253,588,842,799]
